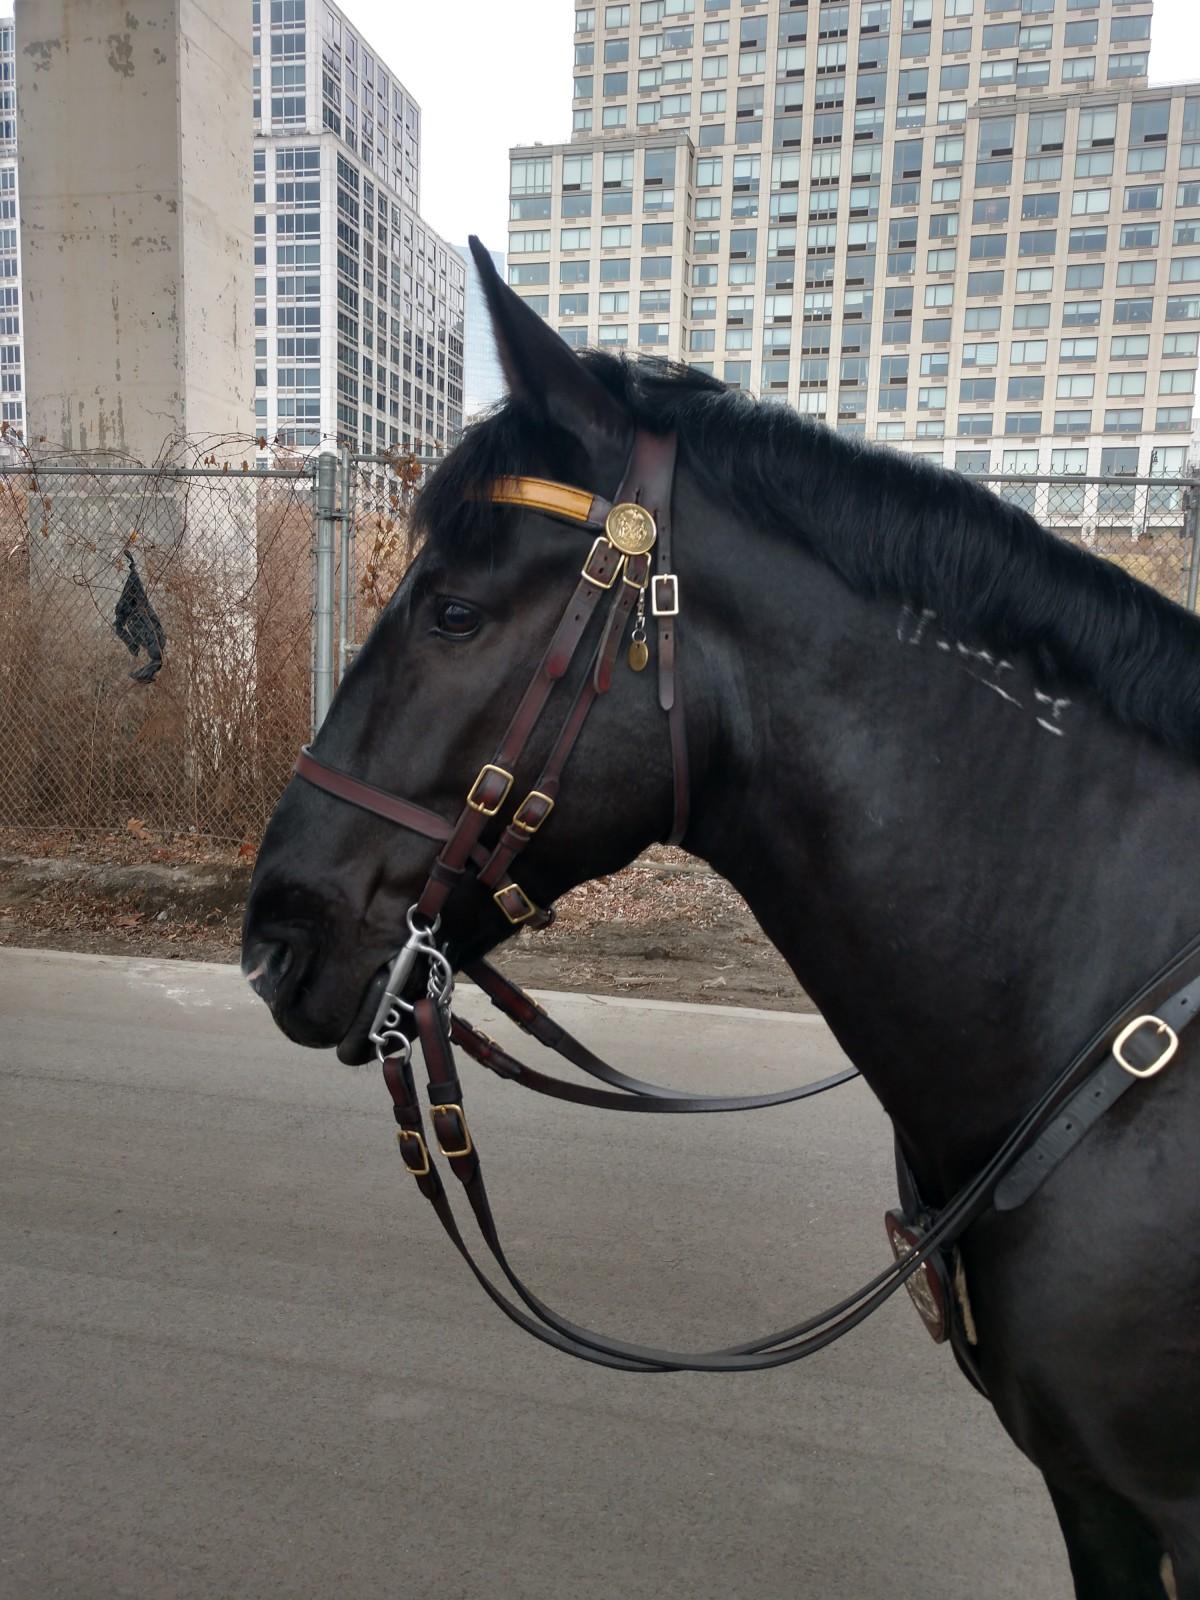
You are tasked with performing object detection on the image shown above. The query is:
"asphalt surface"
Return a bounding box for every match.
[1,948,1070,1600]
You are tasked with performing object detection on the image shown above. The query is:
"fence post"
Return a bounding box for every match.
[338,447,355,681]
[312,448,338,734]
[1186,476,1200,615]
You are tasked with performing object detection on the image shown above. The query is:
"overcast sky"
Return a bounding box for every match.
[350,0,1200,253]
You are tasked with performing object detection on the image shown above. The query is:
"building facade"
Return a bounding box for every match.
[0,15,22,448]
[17,0,253,463]
[509,0,1199,479]
[459,243,508,419]
[253,0,465,456]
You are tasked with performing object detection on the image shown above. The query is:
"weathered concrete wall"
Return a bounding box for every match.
[15,0,252,464]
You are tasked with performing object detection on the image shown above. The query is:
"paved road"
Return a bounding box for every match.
[1,948,1069,1600]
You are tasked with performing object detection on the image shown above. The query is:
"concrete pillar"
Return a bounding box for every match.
[15,0,253,464]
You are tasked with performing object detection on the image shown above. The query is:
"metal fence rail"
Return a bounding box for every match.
[0,449,1196,846]
[0,457,316,841]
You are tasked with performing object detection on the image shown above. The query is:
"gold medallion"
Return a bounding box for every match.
[605,502,657,556]
[628,639,650,672]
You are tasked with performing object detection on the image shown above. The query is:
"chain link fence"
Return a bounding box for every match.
[975,471,1200,606]
[0,455,316,843]
[0,448,1196,850]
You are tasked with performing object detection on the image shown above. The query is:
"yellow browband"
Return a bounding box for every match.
[487,476,600,525]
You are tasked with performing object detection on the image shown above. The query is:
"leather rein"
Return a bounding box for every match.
[293,428,1199,1374]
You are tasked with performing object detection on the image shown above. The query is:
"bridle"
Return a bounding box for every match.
[291,426,1200,1375]
[297,429,689,933]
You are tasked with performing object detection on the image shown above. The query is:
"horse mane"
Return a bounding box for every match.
[417,352,1200,756]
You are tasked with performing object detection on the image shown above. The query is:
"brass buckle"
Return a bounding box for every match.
[1112,1015,1180,1079]
[431,1103,474,1159]
[493,883,539,925]
[396,1128,431,1177]
[651,574,679,616]
[466,763,514,815]
[581,536,622,589]
[512,789,555,834]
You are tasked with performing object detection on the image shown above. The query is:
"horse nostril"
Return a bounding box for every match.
[243,938,295,1005]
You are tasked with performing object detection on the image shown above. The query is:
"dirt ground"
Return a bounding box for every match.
[0,828,812,1013]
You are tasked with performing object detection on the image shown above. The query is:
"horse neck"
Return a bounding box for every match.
[683,508,1200,1194]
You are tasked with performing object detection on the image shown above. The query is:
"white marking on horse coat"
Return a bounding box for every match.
[897,606,937,645]
[980,679,1023,708]
[1034,690,1071,719]
[1036,717,1065,737]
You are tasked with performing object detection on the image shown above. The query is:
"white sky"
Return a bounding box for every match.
[349,0,1200,253]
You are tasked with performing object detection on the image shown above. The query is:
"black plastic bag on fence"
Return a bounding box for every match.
[112,552,166,683]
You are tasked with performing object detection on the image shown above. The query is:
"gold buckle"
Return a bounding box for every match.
[466,763,514,815]
[1112,1015,1180,1079]
[581,536,622,589]
[651,574,679,616]
[431,1103,474,1158]
[493,883,538,925]
[512,789,555,834]
[396,1128,431,1176]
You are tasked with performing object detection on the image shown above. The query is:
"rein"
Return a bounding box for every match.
[293,429,1198,1374]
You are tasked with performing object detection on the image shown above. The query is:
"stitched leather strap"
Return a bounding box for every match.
[296,748,453,843]
[992,974,1200,1210]
[487,476,611,528]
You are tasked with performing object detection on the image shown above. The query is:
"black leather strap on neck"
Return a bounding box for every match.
[993,975,1200,1210]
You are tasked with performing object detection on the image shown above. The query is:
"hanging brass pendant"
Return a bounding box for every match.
[628,639,650,672]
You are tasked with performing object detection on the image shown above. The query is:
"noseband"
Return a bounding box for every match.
[296,428,688,932]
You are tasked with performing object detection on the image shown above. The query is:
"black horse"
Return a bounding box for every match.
[244,242,1200,1595]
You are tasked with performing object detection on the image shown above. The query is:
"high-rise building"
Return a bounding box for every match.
[0,15,22,449]
[509,0,1199,478]
[253,0,465,456]
[458,243,508,419]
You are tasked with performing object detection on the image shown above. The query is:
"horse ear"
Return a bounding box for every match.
[467,235,628,467]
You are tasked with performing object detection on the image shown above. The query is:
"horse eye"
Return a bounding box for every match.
[434,598,481,639]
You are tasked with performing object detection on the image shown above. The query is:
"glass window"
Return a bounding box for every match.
[1057,373,1094,398]
[1078,106,1117,149]
[1159,369,1195,394]
[1065,263,1105,290]
[973,196,1010,226]
[1013,303,1051,328]
[978,116,1015,158]
[1061,336,1098,360]
[1114,297,1153,324]
[1108,51,1148,80]
[1021,193,1059,222]
[964,306,1002,331]
[1016,266,1054,293]
[1072,187,1110,215]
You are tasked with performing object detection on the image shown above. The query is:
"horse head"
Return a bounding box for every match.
[243,240,712,1060]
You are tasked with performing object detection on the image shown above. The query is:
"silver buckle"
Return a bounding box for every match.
[651,574,679,616]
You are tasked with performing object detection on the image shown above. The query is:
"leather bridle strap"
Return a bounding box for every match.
[295,427,690,937]
[458,959,859,1110]
[385,933,1200,1373]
